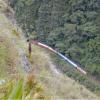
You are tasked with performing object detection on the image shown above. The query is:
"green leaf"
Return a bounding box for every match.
[8,80,23,99]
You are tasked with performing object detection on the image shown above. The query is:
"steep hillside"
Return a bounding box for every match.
[0,1,45,99]
[9,0,100,78]
[0,0,99,99]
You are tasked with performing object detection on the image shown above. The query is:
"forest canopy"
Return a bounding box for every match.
[9,0,100,77]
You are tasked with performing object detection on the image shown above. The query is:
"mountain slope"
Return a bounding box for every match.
[29,45,99,99]
[0,0,99,99]
[10,0,100,78]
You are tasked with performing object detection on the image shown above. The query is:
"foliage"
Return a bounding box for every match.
[51,53,100,96]
[9,0,100,79]
[0,74,44,100]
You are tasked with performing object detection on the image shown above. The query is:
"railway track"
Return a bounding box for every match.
[30,40,87,75]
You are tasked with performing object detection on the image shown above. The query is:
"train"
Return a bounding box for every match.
[31,40,87,75]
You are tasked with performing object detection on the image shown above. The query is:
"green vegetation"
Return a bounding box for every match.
[0,74,44,100]
[0,0,99,99]
[0,5,44,99]
[9,0,100,77]
[27,45,99,99]
[9,0,100,96]
[51,53,100,96]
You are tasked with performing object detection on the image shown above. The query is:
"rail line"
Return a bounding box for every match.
[31,40,87,75]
